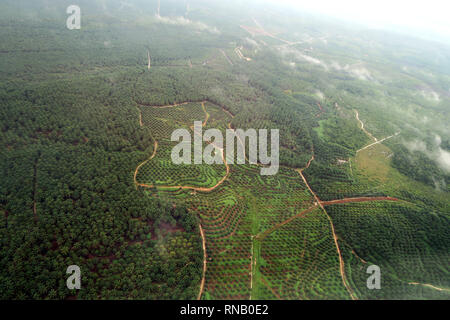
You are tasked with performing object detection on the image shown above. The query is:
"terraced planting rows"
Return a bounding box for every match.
[133,98,438,300]
[136,140,227,189]
[326,201,450,299]
[257,208,350,300]
[229,164,314,234]
[134,99,329,299]
[139,102,206,140]
[145,183,253,299]
[136,101,230,190]
[303,160,384,201]
[192,165,316,299]
[143,162,318,299]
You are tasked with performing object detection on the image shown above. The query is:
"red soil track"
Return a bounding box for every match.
[255,206,316,241]
[241,18,298,45]
[201,102,209,126]
[355,109,377,142]
[137,107,143,127]
[197,224,207,300]
[147,50,151,70]
[135,99,235,119]
[316,103,324,117]
[134,140,158,190]
[222,107,235,119]
[409,282,450,292]
[321,207,357,300]
[136,156,229,192]
[354,109,401,153]
[296,153,357,299]
[133,102,213,300]
[142,101,190,108]
[261,277,282,299]
[32,158,39,223]
[133,98,404,300]
[220,49,233,66]
[294,152,401,300]
[321,197,399,206]
[134,101,230,193]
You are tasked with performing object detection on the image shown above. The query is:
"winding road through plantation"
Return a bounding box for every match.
[355,109,377,142]
[134,96,406,300]
[134,101,231,193]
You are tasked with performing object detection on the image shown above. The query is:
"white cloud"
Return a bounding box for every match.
[315,90,325,100]
[245,37,259,47]
[155,15,220,34]
[436,148,450,172]
[285,61,296,68]
[277,47,328,70]
[300,53,326,67]
[277,48,375,80]
[419,89,440,102]
[404,137,450,173]
[269,0,450,40]
[405,140,427,153]
[330,61,373,80]
[434,135,442,146]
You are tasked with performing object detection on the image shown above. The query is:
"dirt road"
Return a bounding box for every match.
[409,282,450,292]
[355,110,377,142]
[235,47,252,61]
[251,18,297,45]
[134,141,158,190]
[220,49,233,66]
[32,157,39,223]
[249,237,254,299]
[197,224,207,300]
[137,107,143,127]
[134,102,230,193]
[295,153,357,300]
[201,102,209,126]
[321,197,399,206]
[316,103,324,117]
[147,51,151,70]
[256,206,316,241]
[136,147,230,192]
[357,132,400,153]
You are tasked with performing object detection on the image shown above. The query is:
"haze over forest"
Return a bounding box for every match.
[0,0,449,300]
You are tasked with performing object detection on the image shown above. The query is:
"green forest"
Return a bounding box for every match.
[0,0,449,300]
